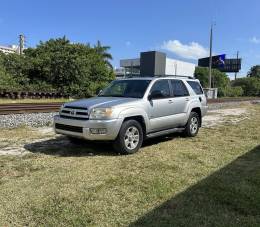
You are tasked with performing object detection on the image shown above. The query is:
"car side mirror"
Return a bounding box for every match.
[148,90,164,100]
[96,89,102,96]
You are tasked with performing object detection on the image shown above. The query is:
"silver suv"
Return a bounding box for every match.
[54,77,207,154]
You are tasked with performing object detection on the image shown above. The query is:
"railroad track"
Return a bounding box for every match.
[0,103,62,115]
[0,97,259,115]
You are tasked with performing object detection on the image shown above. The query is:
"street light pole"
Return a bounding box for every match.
[208,24,213,88]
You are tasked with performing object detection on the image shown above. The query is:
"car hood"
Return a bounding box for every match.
[64,96,140,109]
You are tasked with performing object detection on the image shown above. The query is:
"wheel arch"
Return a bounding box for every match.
[190,107,202,127]
[123,115,146,135]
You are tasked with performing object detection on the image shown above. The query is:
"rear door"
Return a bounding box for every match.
[169,79,190,126]
[187,80,207,115]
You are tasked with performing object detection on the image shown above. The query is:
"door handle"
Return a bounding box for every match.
[185,98,190,101]
[168,100,173,104]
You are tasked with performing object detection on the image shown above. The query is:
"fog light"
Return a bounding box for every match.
[90,128,99,134]
[90,128,107,134]
[98,128,107,134]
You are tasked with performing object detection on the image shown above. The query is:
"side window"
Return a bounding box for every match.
[187,81,203,95]
[149,80,170,99]
[171,80,189,97]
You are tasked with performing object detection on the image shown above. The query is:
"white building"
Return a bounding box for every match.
[165,58,195,77]
[0,45,19,54]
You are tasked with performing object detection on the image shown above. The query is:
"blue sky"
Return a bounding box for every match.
[1,0,260,78]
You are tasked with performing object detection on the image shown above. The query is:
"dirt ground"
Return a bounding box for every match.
[203,107,250,128]
[0,103,254,156]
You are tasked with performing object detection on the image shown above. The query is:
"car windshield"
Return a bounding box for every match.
[99,79,151,98]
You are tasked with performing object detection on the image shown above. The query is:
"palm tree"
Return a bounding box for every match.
[94,40,113,69]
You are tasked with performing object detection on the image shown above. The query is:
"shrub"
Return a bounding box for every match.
[232,77,260,96]
[218,86,244,97]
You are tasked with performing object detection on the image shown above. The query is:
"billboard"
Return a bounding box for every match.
[198,55,241,73]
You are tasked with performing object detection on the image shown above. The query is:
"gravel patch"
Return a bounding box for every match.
[208,100,260,110]
[202,108,249,128]
[0,112,58,128]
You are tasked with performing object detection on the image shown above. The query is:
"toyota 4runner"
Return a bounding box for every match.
[54,77,207,154]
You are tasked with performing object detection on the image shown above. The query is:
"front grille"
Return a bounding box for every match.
[76,112,88,116]
[64,105,88,110]
[55,123,83,133]
[60,106,89,120]
[61,110,70,114]
[60,115,89,121]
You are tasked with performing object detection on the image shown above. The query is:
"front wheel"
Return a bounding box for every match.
[184,112,200,137]
[113,120,143,154]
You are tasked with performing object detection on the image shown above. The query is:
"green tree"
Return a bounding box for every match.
[247,65,260,78]
[0,37,114,97]
[194,66,229,89]
[24,37,114,97]
[0,52,30,87]
[0,67,20,91]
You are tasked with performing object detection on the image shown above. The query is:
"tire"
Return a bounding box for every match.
[184,112,200,137]
[113,120,143,154]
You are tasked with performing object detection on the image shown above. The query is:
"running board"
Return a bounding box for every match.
[146,128,185,139]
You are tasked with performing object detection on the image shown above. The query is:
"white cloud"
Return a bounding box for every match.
[161,40,209,60]
[250,36,260,44]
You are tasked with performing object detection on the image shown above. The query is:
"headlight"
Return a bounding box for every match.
[89,108,113,119]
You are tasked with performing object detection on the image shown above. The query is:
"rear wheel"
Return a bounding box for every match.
[113,120,143,154]
[184,112,200,137]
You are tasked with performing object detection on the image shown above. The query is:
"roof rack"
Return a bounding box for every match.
[122,75,196,80]
[156,75,195,79]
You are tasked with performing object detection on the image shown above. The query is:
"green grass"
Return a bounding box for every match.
[0,98,73,104]
[0,104,259,226]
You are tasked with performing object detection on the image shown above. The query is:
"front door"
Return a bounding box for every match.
[148,79,174,132]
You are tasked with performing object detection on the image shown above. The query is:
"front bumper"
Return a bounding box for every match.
[53,115,123,141]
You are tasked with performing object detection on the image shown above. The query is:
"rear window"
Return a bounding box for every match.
[171,80,189,97]
[187,81,203,95]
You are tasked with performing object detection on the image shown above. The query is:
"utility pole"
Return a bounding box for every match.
[234,51,239,80]
[208,24,213,88]
[19,34,25,55]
